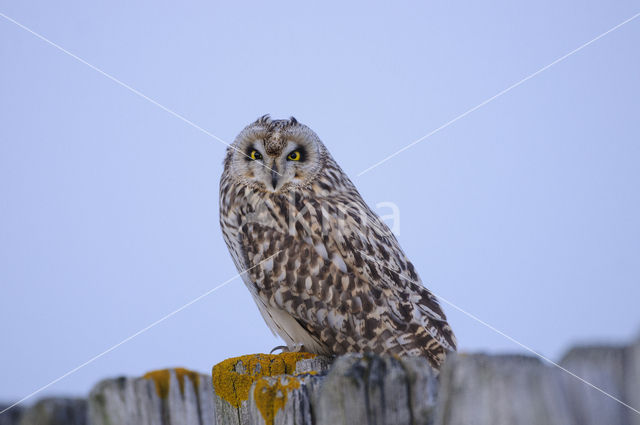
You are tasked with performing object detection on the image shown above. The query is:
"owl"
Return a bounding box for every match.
[219,115,456,369]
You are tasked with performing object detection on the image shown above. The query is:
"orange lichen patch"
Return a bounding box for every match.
[211,352,315,408]
[143,368,201,399]
[253,376,302,425]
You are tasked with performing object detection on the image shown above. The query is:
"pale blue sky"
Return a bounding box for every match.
[1,1,639,403]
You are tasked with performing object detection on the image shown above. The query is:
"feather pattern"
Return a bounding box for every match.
[220,116,456,369]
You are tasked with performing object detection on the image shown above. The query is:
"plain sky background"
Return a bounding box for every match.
[1,0,639,403]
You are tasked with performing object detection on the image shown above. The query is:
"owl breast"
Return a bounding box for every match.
[219,182,332,353]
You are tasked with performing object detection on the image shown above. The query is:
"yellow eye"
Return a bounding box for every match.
[287,151,301,161]
[249,150,262,160]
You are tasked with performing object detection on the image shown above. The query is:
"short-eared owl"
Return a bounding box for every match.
[219,116,456,368]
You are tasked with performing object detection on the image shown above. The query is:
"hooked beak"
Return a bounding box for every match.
[270,163,279,189]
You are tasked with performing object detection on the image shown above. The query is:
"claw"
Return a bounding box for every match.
[270,345,288,354]
[269,343,305,354]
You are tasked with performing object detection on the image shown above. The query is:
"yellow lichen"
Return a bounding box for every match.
[143,368,201,399]
[253,376,302,425]
[211,352,315,408]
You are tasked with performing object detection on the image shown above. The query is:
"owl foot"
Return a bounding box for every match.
[269,343,305,354]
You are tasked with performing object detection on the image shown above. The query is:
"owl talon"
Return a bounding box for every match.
[269,343,305,354]
[270,345,289,354]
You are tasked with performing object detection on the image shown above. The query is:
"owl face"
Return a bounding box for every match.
[227,116,326,192]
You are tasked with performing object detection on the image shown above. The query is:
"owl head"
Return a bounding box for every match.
[225,115,327,192]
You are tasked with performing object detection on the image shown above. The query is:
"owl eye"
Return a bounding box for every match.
[249,150,263,160]
[287,150,301,161]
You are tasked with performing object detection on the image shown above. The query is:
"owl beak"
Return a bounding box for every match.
[270,164,279,189]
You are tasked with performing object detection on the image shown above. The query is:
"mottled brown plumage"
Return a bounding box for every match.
[219,115,456,369]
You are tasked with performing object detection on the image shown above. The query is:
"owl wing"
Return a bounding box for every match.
[240,193,456,367]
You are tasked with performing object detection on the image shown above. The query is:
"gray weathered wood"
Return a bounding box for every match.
[17,398,86,425]
[5,334,640,425]
[627,335,640,425]
[246,373,323,425]
[434,354,574,425]
[211,350,640,425]
[313,354,438,425]
[211,353,330,425]
[88,368,215,425]
[0,404,23,425]
[560,338,640,425]
[212,353,439,425]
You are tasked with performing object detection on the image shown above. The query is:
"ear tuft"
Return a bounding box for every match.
[256,114,271,124]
